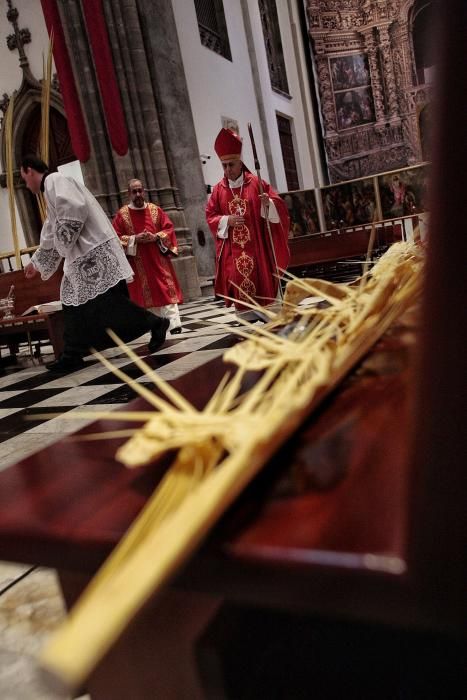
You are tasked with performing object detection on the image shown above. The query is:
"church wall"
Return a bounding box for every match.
[171,0,323,194]
[0,0,51,94]
[247,0,324,191]
[171,0,266,193]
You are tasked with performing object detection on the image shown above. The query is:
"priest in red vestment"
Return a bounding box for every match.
[206,128,290,312]
[113,180,183,333]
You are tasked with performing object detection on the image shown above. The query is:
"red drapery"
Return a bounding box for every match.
[40,0,90,162]
[82,0,128,156]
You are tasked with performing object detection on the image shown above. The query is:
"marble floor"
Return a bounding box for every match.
[0,297,241,699]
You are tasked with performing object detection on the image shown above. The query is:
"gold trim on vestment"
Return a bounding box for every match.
[118,204,178,305]
[119,206,153,306]
[228,193,256,300]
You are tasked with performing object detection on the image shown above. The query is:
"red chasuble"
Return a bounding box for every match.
[113,204,182,307]
[206,172,290,308]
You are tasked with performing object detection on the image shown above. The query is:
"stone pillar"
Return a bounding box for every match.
[56,0,204,299]
[135,0,215,280]
[390,19,423,163]
[102,1,179,212]
[314,50,337,135]
[361,27,386,123]
[57,0,127,216]
[378,24,399,119]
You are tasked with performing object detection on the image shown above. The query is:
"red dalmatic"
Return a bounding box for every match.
[113,204,182,308]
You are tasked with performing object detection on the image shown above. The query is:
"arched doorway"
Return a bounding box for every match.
[20,103,76,244]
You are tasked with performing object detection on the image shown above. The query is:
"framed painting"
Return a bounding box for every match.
[335,86,375,130]
[280,189,320,238]
[321,178,377,231]
[330,53,375,131]
[378,165,430,219]
[330,53,371,91]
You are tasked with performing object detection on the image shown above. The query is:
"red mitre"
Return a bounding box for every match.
[214,128,242,161]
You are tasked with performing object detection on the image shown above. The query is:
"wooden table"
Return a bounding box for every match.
[0,313,464,699]
[0,268,64,361]
[0,310,64,361]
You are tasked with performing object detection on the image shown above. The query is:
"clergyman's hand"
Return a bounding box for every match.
[136,231,157,243]
[228,214,245,227]
[24,262,38,279]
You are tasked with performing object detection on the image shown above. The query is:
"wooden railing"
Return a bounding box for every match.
[0,246,37,272]
[288,214,423,271]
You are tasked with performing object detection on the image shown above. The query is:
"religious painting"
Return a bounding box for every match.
[321,178,377,231]
[330,53,375,131]
[280,189,320,238]
[330,53,371,91]
[335,87,375,130]
[378,165,429,220]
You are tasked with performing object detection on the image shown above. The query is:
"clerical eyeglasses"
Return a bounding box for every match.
[131,188,144,194]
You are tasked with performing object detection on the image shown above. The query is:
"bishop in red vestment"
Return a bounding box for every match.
[113,180,183,332]
[206,128,290,311]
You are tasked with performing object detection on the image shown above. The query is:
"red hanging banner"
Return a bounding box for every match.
[82,0,129,156]
[40,0,90,162]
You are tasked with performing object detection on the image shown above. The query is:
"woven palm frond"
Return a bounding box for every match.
[40,241,425,690]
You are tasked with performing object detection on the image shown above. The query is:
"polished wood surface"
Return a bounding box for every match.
[288,221,402,270]
[0,268,62,316]
[0,313,420,616]
[0,268,64,359]
[0,311,435,699]
[0,310,64,359]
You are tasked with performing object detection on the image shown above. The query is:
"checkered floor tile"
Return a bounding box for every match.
[0,297,241,471]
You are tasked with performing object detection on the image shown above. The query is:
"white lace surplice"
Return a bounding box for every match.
[32,173,133,306]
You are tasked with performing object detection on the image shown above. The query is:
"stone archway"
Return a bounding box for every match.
[10,85,75,247]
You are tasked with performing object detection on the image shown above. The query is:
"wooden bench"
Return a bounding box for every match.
[288,221,404,281]
[0,268,64,361]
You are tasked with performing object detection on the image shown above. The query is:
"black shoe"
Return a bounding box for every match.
[170,326,182,335]
[45,355,85,374]
[148,318,170,353]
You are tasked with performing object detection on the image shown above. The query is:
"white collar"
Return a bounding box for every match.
[228,174,244,188]
[128,202,148,210]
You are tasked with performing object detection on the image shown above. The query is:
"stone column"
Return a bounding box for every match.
[390,19,422,163]
[135,0,215,281]
[102,1,175,208]
[378,24,399,119]
[57,0,204,298]
[102,0,208,294]
[57,0,127,216]
[390,19,415,92]
[361,27,386,123]
[314,52,337,134]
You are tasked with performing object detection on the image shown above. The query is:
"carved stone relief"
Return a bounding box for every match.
[306,0,431,182]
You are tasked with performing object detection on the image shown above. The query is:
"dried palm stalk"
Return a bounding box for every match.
[40,240,424,690]
[40,32,54,164]
[37,33,54,223]
[4,95,22,270]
